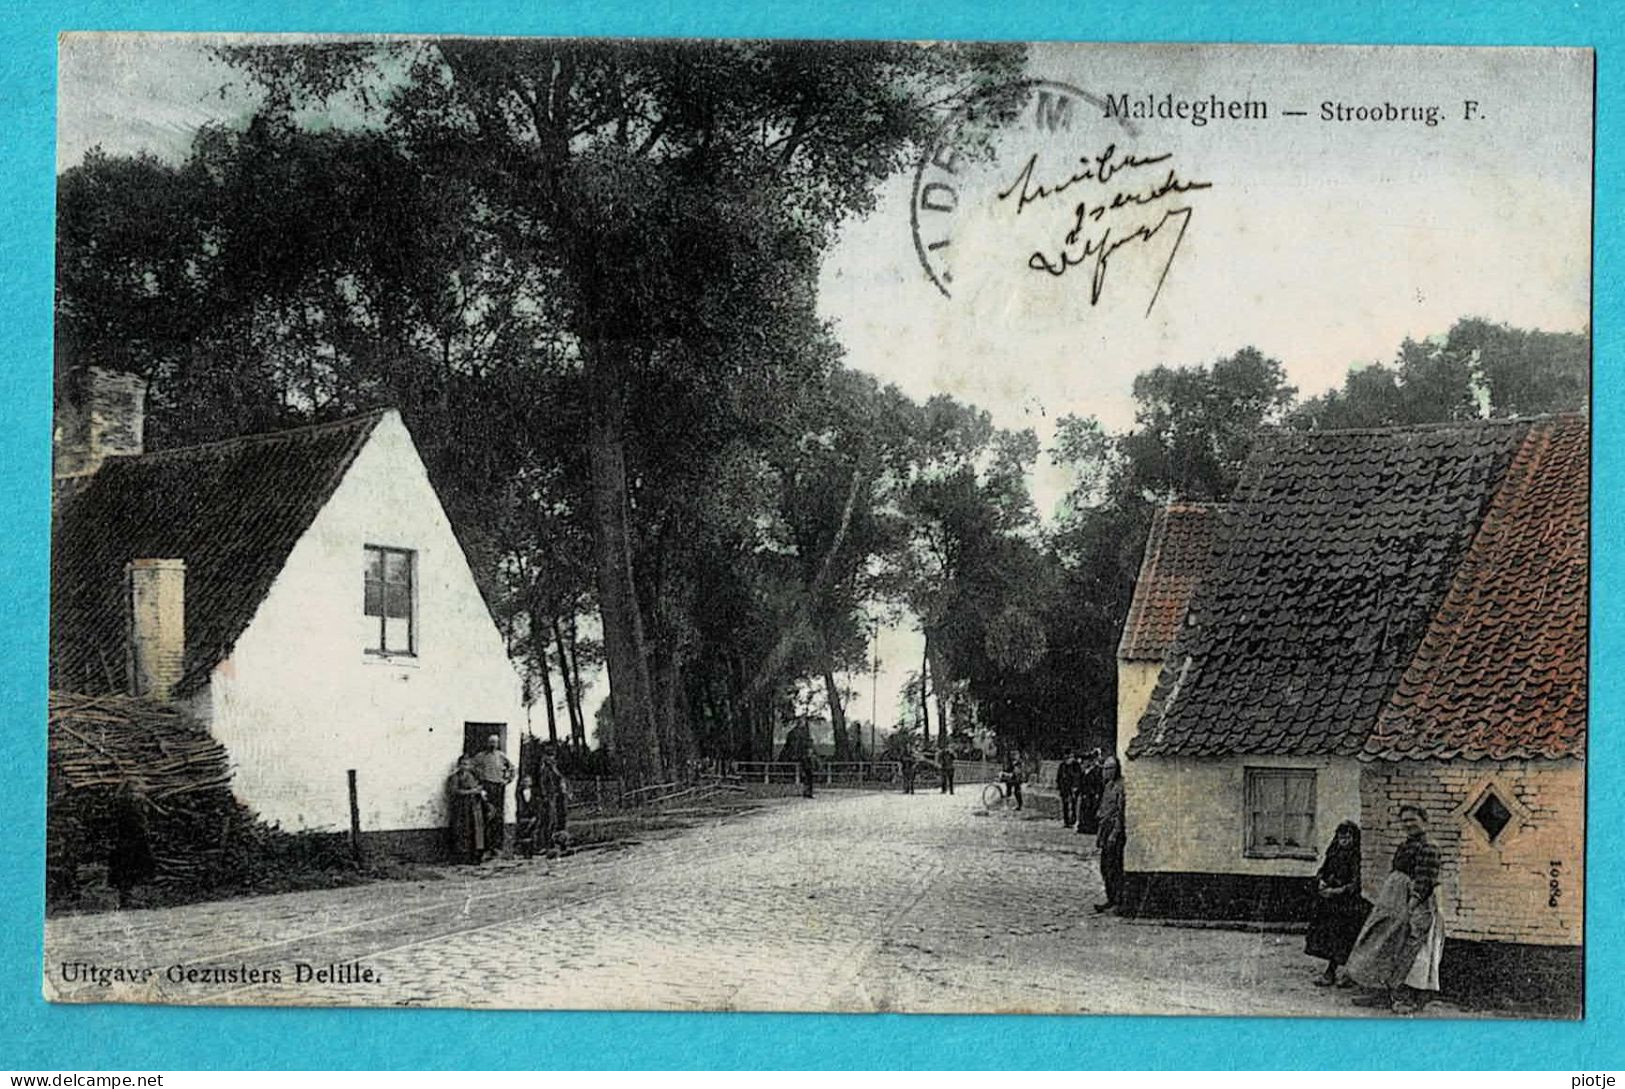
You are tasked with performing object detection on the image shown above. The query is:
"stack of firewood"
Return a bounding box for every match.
[48,691,232,803]
[47,691,361,910]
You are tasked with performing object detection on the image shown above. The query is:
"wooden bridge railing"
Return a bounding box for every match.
[729,761,903,785]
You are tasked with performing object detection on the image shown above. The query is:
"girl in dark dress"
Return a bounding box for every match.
[447,756,487,864]
[1306,820,1369,986]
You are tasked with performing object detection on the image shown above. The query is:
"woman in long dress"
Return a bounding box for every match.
[447,756,487,864]
[1305,821,1369,986]
[1345,805,1446,1013]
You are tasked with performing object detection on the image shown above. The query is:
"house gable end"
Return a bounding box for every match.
[204,410,525,833]
[221,410,520,692]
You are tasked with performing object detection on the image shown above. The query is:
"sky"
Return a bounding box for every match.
[819,42,1592,513]
[57,36,1593,747]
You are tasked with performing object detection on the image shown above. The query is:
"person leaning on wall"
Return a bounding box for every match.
[1093,757,1126,914]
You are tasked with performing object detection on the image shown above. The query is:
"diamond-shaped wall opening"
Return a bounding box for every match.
[1473,791,1513,842]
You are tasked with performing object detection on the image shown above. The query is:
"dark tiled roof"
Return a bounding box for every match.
[1365,415,1588,760]
[51,411,386,696]
[1128,419,1531,758]
[1118,504,1223,662]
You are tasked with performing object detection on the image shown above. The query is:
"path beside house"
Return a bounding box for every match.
[45,791,1475,1016]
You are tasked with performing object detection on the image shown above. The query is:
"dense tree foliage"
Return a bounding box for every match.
[58,40,1027,785]
[208,39,1028,788]
[1290,321,1588,429]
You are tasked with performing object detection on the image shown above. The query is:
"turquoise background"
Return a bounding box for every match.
[1,0,1615,1070]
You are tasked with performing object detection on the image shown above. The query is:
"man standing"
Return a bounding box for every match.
[938,746,956,794]
[1077,749,1104,836]
[1094,757,1126,913]
[1346,804,1445,1014]
[537,747,572,856]
[799,746,818,798]
[901,747,917,794]
[1057,751,1083,827]
[1001,750,1025,811]
[471,733,515,859]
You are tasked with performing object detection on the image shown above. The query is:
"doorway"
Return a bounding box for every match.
[463,722,507,757]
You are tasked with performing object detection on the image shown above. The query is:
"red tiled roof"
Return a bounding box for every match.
[51,411,386,696]
[1128,419,1532,758]
[1117,504,1223,662]
[1365,415,1588,760]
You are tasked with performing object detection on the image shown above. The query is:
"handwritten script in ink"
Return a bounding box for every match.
[996,144,1212,315]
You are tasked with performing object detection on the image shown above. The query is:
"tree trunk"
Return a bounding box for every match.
[823,660,850,761]
[736,464,864,705]
[726,653,753,761]
[766,693,781,763]
[586,372,663,789]
[736,656,771,762]
[550,615,579,748]
[565,613,589,750]
[928,636,951,749]
[919,636,932,748]
[700,677,727,761]
[651,642,692,779]
[688,675,718,770]
[720,655,739,761]
[533,610,559,745]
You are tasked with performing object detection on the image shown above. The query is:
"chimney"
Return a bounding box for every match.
[54,367,148,483]
[126,558,185,701]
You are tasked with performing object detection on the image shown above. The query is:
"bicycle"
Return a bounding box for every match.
[980,771,1024,812]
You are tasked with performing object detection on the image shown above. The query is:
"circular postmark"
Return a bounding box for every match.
[911,78,1208,315]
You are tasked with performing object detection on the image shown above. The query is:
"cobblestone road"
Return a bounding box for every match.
[46,791,1436,1015]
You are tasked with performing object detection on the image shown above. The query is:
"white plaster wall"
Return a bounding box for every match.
[1115,659,1161,766]
[1123,754,1362,876]
[204,411,526,833]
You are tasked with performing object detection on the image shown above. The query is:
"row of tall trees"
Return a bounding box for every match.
[56,38,1056,781]
[56,40,1588,775]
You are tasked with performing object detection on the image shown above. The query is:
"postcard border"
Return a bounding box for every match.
[2,1,1617,1070]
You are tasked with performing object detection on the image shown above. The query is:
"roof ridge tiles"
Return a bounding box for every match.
[116,408,392,463]
[1256,413,1576,441]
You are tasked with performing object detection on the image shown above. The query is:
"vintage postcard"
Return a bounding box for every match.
[45,35,1590,1017]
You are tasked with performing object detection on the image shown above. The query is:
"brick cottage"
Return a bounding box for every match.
[1116,415,1586,1005]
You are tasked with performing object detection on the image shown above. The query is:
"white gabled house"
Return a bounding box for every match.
[51,369,526,854]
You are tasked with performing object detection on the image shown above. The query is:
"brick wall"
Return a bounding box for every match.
[1359,758,1583,946]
